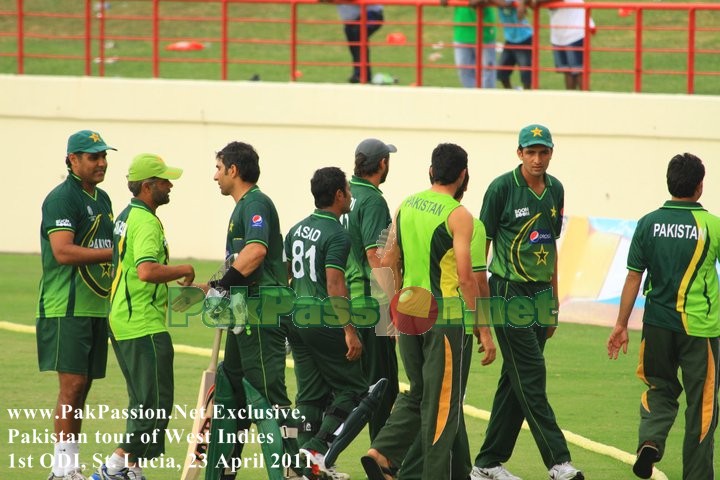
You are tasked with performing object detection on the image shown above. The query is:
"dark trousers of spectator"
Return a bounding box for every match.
[344,10,384,83]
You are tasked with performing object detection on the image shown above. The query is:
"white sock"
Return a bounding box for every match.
[53,442,80,476]
[106,452,127,474]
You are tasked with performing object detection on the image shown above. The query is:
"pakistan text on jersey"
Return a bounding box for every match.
[404,196,447,216]
[652,223,706,240]
[88,238,112,248]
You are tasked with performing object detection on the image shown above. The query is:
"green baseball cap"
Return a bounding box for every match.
[127,153,183,181]
[67,130,117,154]
[518,124,554,148]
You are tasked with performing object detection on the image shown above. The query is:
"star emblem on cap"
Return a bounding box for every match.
[531,127,543,137]
[89,132,101,142]
[534,245,549,265]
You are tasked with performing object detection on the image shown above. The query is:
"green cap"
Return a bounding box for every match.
[518,124,554,148]
[67,130,117,154]
[127,153,183,181]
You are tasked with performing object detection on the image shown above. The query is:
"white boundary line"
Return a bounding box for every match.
[3,321,667,479]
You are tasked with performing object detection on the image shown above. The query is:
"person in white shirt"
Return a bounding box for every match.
[531,0,594,90]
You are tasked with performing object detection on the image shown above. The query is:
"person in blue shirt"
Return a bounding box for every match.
[494,0,534,89]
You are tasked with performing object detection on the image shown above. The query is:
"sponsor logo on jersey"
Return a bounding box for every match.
[514,207,530,218]
[114,220,127,236]
[529,229,553,244]
[250,214,264,228]
[56,219,72,227]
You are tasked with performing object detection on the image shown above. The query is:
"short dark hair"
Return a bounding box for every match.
[216,141,260,183]
[430,143,468,185]
[354,153,383,177]
[311,167,347,209]
[667,153,704,198]
[127,177,158,197]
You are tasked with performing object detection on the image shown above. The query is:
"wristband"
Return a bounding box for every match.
[209,266,248,290]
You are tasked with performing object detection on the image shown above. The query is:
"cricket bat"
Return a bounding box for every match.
[180,328,223,480]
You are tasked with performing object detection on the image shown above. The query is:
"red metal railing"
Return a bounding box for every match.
[1,0,719,93]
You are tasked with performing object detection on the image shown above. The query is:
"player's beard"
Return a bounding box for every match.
[151,185,171,206]
[380,164,389,184]
[454,172,469,200]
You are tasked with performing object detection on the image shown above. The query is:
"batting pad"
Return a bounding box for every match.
[242,378,285,480]
[204,362,240,480]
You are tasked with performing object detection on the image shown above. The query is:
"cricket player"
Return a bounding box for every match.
[608,153,720,480]
[396,173,497,480]
[285,167,366,480]
[38,130,116,480]
[94,153,195,480]
[471,125,582,480]
[341,138,399,441]
[206,141,299,478]
[364,143,496,480]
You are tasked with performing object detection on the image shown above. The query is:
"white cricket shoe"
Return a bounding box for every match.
[299,448,350,480]
[548,462,584,480]
[47,469,87,480]
[471,465,522,480]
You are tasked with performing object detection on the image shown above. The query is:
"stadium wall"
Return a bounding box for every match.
[2,74,719,262]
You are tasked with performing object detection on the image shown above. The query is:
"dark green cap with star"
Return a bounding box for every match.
[518,124,554,148]
[67,130,117,154]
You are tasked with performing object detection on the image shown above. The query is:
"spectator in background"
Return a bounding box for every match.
[442,0,498,88]
[492,0,533,89]
[335,3,385,83]
[531,0,594,90]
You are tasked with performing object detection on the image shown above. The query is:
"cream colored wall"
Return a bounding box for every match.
[2,74,719,260]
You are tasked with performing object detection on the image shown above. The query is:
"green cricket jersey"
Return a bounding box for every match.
[628,201,720,337]
[471,218,488,273]
[480,165,564,283]
[226,185,286,289]
[109,199,170,341]
[285,209,351,299]
[465,218,489,333]
[37,173,114,319]
[342,176,392,299]
[397,190,462,299]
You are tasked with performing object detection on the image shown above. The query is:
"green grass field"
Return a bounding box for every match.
[0,252,705,479]
[0,0,719,94]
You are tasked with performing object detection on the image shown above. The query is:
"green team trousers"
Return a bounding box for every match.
[286,323,367,455]
[111,332,174,462]
[371,325,466,479]
[223,316,298,459]
[475,276,571,470]
[638,323,719,480]
[398,333,474,480]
